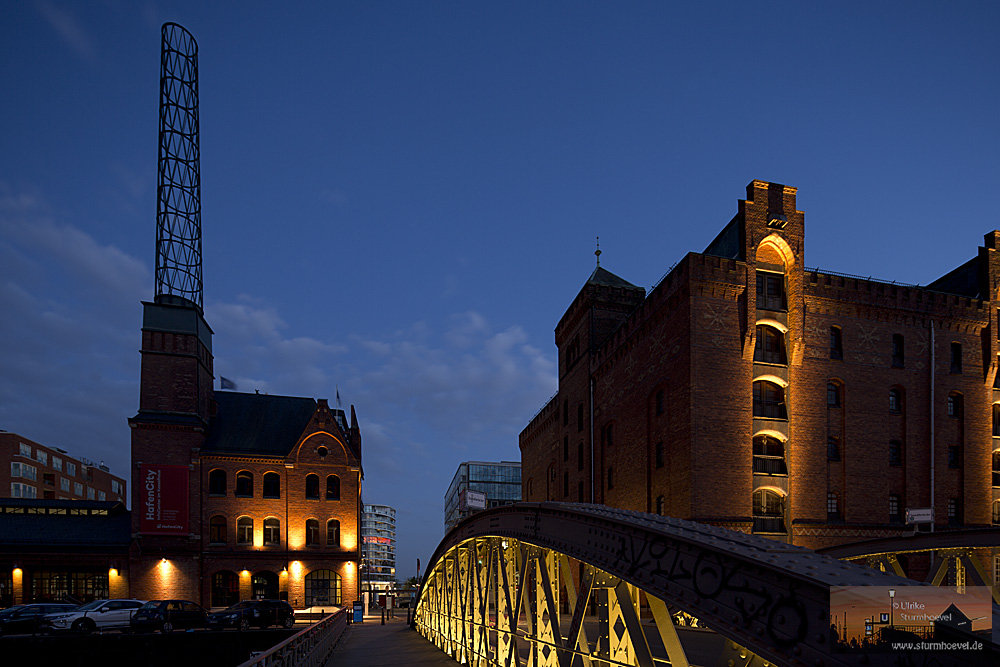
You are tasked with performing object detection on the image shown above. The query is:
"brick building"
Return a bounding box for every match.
[0,432,127,503]
[520,180,999,556]
[129,295,363,609]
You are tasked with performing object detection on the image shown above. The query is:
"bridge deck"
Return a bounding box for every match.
[325,616,455,667]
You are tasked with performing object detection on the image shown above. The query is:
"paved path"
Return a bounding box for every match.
[325,616,455,666]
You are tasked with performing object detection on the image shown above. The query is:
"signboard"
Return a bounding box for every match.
[460,489,487,511]
[364,536,392,544]
[139,464,189,535]
[353,600,363,623]
[905,507,934,524]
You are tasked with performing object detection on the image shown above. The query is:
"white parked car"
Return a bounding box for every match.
[45,599,146,633]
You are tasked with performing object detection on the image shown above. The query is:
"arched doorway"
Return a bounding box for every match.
[251,571,279,600]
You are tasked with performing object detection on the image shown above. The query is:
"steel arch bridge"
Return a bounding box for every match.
[414,503,991,667]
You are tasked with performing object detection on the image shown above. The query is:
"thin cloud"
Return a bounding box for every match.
[34,0,98,65]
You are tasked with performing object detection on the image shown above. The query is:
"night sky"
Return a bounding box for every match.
[1,1,998,580]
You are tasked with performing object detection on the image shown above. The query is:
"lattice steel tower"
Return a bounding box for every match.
[155,22,203,312]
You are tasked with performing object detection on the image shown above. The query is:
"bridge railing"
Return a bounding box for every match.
[236,608,347,667]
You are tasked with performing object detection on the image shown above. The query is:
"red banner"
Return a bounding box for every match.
[139,464,189,535]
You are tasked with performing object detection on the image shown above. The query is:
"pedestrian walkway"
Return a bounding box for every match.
[325,615,455,666]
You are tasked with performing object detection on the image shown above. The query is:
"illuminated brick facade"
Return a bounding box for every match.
[521,180,999,553]
[129,296,362,609]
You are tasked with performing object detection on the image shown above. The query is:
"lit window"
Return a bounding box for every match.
[236,517,252,544]
[263,518,280,545]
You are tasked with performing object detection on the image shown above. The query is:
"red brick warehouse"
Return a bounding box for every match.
[520,180,997,579]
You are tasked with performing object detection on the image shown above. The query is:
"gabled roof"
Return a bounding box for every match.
[586,266,641,290]
[202,392,320,457]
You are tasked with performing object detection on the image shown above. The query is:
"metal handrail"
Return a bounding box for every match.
[237,608,347,667]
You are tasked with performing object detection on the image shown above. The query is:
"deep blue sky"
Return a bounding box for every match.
[1,1,997,581]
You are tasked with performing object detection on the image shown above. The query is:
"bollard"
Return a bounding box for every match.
[381,608,385,625]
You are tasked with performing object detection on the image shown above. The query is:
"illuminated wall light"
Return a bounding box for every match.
[291,561,302,576]
[109,568,118,577]
[13,567,22,576]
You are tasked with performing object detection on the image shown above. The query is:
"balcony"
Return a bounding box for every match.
[752,455,787,476]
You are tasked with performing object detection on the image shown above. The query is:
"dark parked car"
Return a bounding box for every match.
[0,603,78,636]
[206,599,294,631]
[130,600,206,633]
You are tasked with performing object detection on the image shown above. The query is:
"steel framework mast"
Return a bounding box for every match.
[155,22,203,311]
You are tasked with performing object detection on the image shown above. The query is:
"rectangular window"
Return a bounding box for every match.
[948,446,961,469]
[826,493,839,515]
[563,437,569,462]
[827,437,840,461]
[607,467,613,490]
[52,456,62,472]
[111,480,123,494]
[950,342,962,373]
[830,327,843,360]
[19,442,31,457]
[655,441,664,468]
[889,494,902,523]
[756,272,785,310]
[948,498,960,525]
[889,440,903,466]
[74,482,83,496]
[891,334,904,368]
[98,491,106,501]
[655,390,664,416]
[86,487,95,500]
[577,441,584,471]
[36,450,47,465]
[563,471,569,497]
[11,462,20,478]
[11,483,37,499]
[578,481,584,503]
[66,462,76,477]
[60,478,70,492]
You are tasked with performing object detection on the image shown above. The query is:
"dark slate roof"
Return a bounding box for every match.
[586,266,641,290]
[0,500,131,552]
[201,392,319,457]
[925,256,981,298]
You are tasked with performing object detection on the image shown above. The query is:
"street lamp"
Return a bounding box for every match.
[888,588,896,629]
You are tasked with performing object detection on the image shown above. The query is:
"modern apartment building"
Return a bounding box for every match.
[444,461,522,533]
[361,504,396,592]
[0,432,126,504]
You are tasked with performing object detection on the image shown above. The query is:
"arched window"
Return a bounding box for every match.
[752,489,786,534]
[753,381,786,419]
[304,569,341,607]
[236,471,253,498]
[754,325,786,365]
[889,388,902,413]
[827,381,841,408]
[263,472,280,498]
[209,515,227,544]
[326,475,340,500]
[306,519,319,546]
[263,518,280,545]
[211,571,239,608]
[752,435,786,475]
[305,474,320,499]
[236,517,253,544]
[327,519,340,547]
[208,469,227,496]
[655,495,664,516]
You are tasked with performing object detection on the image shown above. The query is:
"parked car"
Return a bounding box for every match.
[206,599,295,631]
[0,603,78,636]
[44,599,145,633]
[130,600,206,633]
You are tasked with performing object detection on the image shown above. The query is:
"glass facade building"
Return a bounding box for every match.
[444,461,521,533]
[361,503,396,591]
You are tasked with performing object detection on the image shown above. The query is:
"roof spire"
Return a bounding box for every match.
[595,236,602,267]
